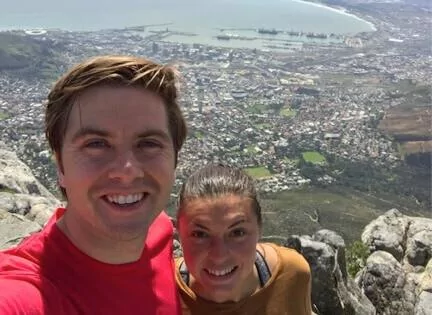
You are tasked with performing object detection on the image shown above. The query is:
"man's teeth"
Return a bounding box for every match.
[206,266,236,276]
[106,193,144,205]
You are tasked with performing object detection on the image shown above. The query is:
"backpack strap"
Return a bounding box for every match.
[255,250,271,287]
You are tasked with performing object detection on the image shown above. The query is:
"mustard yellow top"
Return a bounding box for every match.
[175,243,312,315]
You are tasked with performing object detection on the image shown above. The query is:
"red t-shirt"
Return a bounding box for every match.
[0,208,181,315]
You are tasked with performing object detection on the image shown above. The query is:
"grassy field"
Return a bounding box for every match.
[244,166,272,178]
[280,107,296,118]
[302,151,327,164]
[259,186,430,245]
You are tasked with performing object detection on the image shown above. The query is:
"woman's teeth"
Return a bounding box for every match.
[206,266,237,276]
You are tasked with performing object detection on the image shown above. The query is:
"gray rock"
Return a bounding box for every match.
[0,147,55,199]
[357,251,417,315]
[313,229,348,279]
[0,211,41,250]
[361,209,408,261]
[173,239,183,258]
[286,234,375,315]
[418,260,432,293]
[0,192,58,226]
[313,229,346,249]
[406,230,432,267]
[414,291,432,315]
[362,209,432,269]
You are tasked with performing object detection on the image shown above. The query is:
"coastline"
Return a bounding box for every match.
[0,0,376,38]
[290,0,377,32]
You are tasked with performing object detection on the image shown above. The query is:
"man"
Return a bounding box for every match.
[0,55,187,314]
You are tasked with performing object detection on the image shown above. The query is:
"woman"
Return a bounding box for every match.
[175,164,312,315]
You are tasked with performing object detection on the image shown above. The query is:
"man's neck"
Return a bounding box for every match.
[56,212,147,264]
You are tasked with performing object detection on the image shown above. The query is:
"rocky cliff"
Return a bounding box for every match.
[0,141,60,249]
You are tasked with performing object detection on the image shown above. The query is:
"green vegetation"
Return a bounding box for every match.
[280,107,296,118]
[0,33,42,69]
[245,145,260,154]
[346,240,370,277]
[284,157,300,166]
[166,184,428,243]
[248,102,266,114]
[193,130,204,139]
[302,151,327,165]
[0,32,62,81]
[244,166,271,178]
[256,123,271,129]
[0,186,18,194]
[0,111,9,120]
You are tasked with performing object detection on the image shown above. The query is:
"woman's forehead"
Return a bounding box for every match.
[179,195,256,223]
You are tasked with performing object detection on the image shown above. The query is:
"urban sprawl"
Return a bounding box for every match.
[0,1,430,198]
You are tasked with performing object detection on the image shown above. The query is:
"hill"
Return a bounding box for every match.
[0,32,61,81]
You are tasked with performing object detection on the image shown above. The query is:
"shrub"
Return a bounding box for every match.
[346,240,370,277]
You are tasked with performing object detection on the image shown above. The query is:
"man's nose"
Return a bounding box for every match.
[107,150,144,182]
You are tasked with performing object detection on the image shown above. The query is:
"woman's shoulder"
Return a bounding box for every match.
[260,243,311,275]
[174,256,184,267]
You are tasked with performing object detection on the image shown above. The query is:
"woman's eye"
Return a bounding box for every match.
[230,229,246,237]
[191,230,208,238]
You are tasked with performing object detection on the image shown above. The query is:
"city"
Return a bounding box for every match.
[0,1,430,214]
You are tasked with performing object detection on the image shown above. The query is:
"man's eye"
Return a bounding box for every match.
[191,231,208,238]
[138,139,163,148]
[85,139,108,148]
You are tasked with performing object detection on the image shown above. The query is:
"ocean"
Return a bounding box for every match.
[0,0,375,49]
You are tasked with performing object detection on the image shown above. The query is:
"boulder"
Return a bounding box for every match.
[362,209,432,267]
[0,192,57,226]
[0,211,41,250]
[361,209,408,261]
[0,144,60,250]
[357,251,417,315]
[285,231,375,315]
[358,210,432,314]
[415,291,432,315]
[0,146,56,199]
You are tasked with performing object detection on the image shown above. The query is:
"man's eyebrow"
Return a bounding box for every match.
[136,130,172,142]
[71,127,110,143]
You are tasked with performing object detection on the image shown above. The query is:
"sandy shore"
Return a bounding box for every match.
[290,0,377,32]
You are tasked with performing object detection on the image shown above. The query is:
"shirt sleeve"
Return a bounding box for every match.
[0,279,44,315]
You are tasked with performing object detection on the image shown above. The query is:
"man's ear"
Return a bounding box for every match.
[54,152,65,187]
